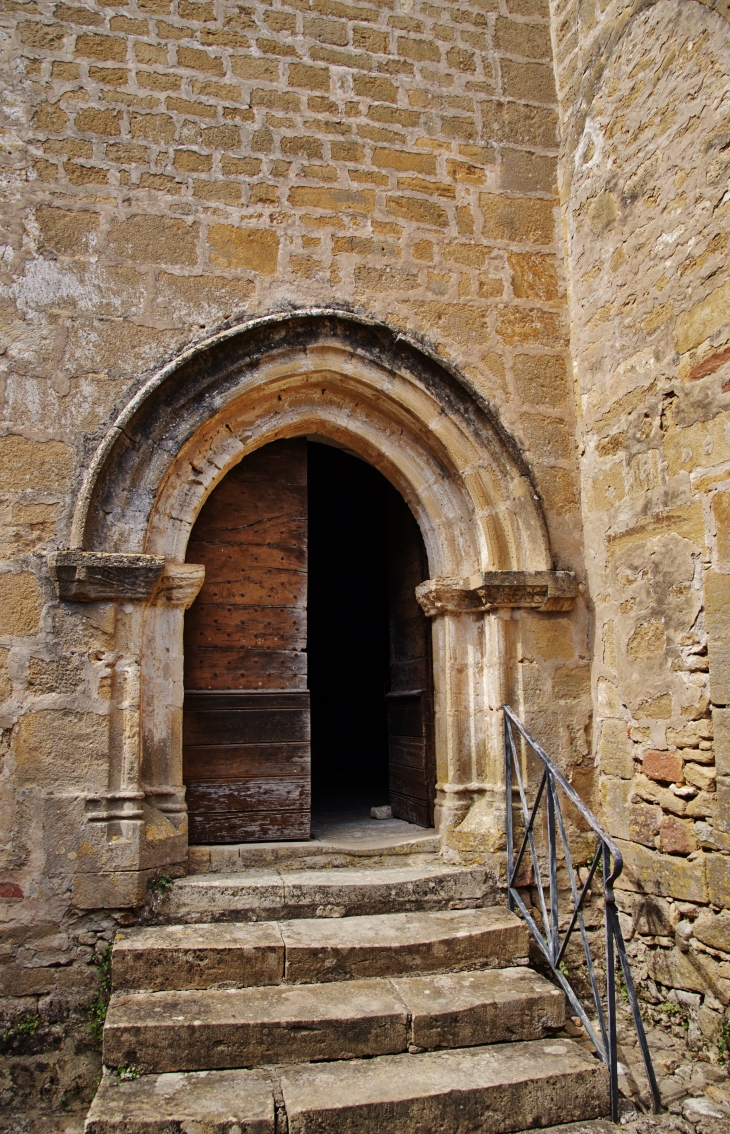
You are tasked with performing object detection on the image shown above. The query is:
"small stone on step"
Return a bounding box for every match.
[682,1096,726,1119]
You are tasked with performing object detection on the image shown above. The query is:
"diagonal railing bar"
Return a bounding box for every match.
[552,784,609,1055]
[506,880,609,1057]
[555,848,601,965]
[505,723,609,1058]
[510,767,551,936]
[505,719,609,1054]
[503,704,661,1123]
[506,726,553,963]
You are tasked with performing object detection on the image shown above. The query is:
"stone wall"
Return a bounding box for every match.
[3,0,729,1109]
[559,0,730,1042]
[0,0,595,1106]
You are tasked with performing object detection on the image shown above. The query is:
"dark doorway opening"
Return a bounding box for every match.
[307,440,394,813]
[182,435,435,844]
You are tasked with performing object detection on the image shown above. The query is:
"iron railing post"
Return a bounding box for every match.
[502,703,660,1123]
[604,851,619,1121]
[547,778,559,965]
[504,710,514,912]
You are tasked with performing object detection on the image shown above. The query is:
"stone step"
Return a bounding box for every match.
[188,832,440,874]
[103,968,563,1073]
[85,1039,608,1134]
[112,907,528,991]
[278,1039,610,1134]
[157,863,493,923]
[85,1067,275,1134]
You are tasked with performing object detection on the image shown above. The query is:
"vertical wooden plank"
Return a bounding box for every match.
[386,494,435,828]
[183,439,310,844]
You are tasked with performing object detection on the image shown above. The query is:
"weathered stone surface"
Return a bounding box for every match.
[48,551,165,601]
[707,854,730,910]
[281,864,492,918]
[600,778,631,841]
[0,435,74,492]
[415,572,576,616]
[598,721,634,780]
[85,1067,275,1134]
[281,908,528,983]
[207,225,280,273]
[614,840,708,902]
[643,751,683,784]
[104,979,410,1071]
[659,815,696,856]
[647,946,726,1000]
[107,215,200,266]
[161,870,285,923]
[675,278,730,355]
[713,707,730,776]
[12,709,109,790]
[693,909,730,953]
[161,866,494,924]
[556,0,730,1003]
[73,868,154,910]
[391,967,565,1049]
[279,1040,610,1134]
[0,570,43,636]
[112,922,285,991]
[631,894,679,937]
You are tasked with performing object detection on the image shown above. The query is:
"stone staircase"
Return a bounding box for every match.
[84,854,611,1133]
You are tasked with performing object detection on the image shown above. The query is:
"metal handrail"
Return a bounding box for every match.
[503,704,660,1122]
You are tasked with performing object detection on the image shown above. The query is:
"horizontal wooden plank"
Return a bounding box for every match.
[385,696,424,738]
[231,440,308,486]
[390,793,429,828]
[184,606,306,651]
[390,616,428,663]
[191,499,306,539]
[186,778,310,813]
[189,541,307,577]
[191,508,306,549]
[387,735,427,771]
[184,673,307,692]
[189,808,311,845]
[390,658,429,692]
[184,648,307,691]
[184,690,310,711]
[195,571,307,608]
[389,561,426,606]
[183,707,310,745]
[184,742,309,778]
[390,766,429,802]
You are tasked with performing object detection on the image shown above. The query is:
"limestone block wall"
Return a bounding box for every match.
[0,0,594,1088]
[557,0,730,1034]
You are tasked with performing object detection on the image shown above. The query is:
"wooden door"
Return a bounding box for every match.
[385,494,435,827]
[183,438,310,843]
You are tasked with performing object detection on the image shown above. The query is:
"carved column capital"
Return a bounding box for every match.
[48,551,165,602]
[416,570,577,616]
[151,563,205,609]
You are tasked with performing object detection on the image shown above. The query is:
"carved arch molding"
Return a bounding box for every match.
[48,310,575,907]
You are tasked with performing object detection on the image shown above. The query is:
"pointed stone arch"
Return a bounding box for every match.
[71,308,551,574]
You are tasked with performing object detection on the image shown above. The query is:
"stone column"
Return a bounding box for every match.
[47,551,190,908]
[140,563,206,832]
[417,570,576,862]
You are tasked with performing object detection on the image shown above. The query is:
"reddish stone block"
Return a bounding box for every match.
[659,815,696,856]
[643,750,683,783]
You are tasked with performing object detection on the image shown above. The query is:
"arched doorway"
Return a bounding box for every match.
[181,435,435,845]
[53,311,570,900]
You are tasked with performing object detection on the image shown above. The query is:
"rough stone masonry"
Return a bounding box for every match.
[0,0,729,1116]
